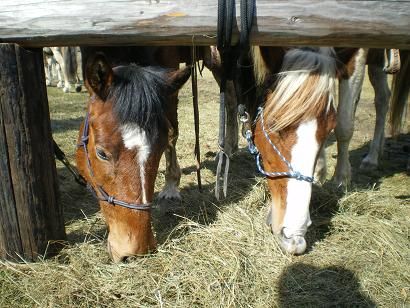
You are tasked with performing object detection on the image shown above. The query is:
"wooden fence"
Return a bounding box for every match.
[0,0,409,261]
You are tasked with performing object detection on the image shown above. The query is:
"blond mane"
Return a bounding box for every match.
[252,47,337,132]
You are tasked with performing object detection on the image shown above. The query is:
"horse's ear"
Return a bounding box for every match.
[167,65,191,94]
[334,48,360,79]
[85,53,113,100]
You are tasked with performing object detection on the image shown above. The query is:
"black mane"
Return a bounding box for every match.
[109,64,171,139]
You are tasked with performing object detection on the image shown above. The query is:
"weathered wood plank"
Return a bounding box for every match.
[0,102,24,259]
[0,44,66,261]
[0,0,409,48]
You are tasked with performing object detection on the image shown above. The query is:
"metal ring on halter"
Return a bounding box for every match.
[239,111,250,123]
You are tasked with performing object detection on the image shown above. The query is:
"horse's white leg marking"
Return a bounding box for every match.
[56,63,63,88]
[45,57,52,86]
[334,48,368,185]
[121,124,151,204]
[159,126,182,200]
[314,146,327,184]
[360,64,390,171]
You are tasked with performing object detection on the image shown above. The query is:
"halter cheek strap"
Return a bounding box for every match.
[241,107,314,183]
[78,112,152,211]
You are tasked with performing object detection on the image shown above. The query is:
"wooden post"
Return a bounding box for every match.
[0,44,66,261]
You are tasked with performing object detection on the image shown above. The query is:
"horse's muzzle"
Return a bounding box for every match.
[278,232,307,255]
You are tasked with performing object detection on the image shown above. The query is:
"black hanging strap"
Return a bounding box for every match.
[236,0,256,120]
[53,139,86,187]
[191,46,202,191]
[215,0,236,200]
[215,0,255,200]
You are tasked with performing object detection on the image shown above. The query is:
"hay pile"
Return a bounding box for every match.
[0,70,409,307]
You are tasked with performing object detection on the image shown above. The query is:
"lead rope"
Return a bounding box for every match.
[191,45,202,191]
[53,139,87,187]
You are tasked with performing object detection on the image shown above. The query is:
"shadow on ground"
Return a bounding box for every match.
[277,263,376,307]
[51,117,84,134]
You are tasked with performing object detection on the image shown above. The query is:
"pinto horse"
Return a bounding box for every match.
[242,46,357,254]
[76,47,191,262]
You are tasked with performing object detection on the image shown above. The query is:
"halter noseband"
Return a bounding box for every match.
[78,112,152,211]
[241,107,314,183]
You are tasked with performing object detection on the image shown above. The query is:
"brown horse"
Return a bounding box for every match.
[76,47,191,262]
[242,46,357,254]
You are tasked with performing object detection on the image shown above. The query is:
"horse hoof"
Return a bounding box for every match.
[331,172,351,188]
[63,87,69,93]
[359,159,378,172]
[75,85,82,92]
[158,186,181,200]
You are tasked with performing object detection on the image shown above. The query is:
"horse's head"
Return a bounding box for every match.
[76,53,190,262]
[251,47,339,254]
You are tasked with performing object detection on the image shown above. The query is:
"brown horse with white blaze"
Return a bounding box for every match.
[76,47,191,262]
[247,46,357,254]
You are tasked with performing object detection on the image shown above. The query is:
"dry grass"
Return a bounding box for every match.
[0,68,409,307]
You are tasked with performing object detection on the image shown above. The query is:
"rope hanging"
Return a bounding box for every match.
[215,0,236,200]
[215,0,255,200]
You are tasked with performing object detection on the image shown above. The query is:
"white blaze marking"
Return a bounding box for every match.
[121,124,151,204]
[282,120,318,238]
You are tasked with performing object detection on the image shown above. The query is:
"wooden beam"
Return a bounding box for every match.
[0,44,66,261]
[0,0,409,48]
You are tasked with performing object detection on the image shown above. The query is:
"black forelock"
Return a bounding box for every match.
[109,64,171,139]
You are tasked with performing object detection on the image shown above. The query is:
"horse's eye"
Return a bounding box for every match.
[96,148,109,161]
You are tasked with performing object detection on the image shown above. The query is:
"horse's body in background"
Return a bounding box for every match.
[43,47,61,87]
[330,48,404,185]
[390,50,410,173]
[43,47,82,93]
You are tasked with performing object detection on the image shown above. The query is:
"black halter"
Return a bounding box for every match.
[78,112,152,211]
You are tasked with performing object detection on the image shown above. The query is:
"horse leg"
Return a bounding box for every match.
[74,47,82,92]
[360,64,390,171]
[56,63,63,88]
[45,56,53,86]
[61,53,72,93]
[203,46,238,156]
[158,98,182,200]
[314,146,327,184]
[224,80,239,156]
[52,48,65,89]
[333,48,368,186]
